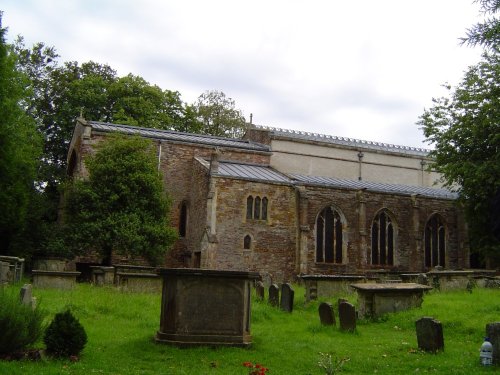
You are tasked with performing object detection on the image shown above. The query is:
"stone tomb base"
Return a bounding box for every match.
[155,268,259,347]
[32,270,81,290]
[351,283,432,318]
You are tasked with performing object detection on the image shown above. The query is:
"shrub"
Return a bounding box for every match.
[44,309,87,357]
[0,288,46,355]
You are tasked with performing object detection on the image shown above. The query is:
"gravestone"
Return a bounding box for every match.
[19,284,37,310]
[280,283,294,312]
[255,281,265,301]
[338,301,356,332]
[19,284,32,305]
[0,261,10,283]
[319,302,335,326]
[416,317,444,352]
[269,284,279,307]
[486,322,500,365]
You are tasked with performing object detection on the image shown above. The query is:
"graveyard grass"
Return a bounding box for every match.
[0,283,498,375]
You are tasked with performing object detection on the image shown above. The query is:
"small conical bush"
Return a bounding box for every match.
[44,309,87,357]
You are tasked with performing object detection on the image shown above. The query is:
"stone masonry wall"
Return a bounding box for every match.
[302,186,467,275]
[212,177,298,282]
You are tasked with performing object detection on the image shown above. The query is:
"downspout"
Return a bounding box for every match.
[157,141,162,174]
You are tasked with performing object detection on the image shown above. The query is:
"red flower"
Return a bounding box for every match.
[243,362,253,368]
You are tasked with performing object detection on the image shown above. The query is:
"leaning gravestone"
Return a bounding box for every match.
[255,281,265,301]
[416,317,444,352]
[339,301,356,332]
[319,302,336,326]
[486,322,500,365]
[269,284,279,307]
[280,283,294,312]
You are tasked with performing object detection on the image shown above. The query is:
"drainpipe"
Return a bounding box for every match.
[358,152,364,181]
[157,141,162,174]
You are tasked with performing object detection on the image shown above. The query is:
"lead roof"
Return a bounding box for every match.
[89,121,270,152]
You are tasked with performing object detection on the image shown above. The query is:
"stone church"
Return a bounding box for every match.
[67,118,469,282]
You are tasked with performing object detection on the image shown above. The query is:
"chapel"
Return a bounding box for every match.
[67,118,469,282]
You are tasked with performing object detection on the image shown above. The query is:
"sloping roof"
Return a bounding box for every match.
[254,125,430,157]
[211,161,456,199]
[88,121,270,152]
[215,161,292,184]
[289,174,457,200]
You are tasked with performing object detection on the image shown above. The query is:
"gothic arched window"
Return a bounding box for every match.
[424,214,446,268]
[371,210,395,266]
[316,206,343,264]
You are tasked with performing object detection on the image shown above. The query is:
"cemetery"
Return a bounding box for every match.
[1,271,499,374]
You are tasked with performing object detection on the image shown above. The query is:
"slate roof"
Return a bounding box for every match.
[215,161,291,184]
[212,161,456,200]
[89,121,270,152]
[254,125,430,157]
[289,174,457,200]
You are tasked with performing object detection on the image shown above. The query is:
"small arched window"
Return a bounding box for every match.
[246,196,254,219]
[179,201,188,237]
[371,210,395,266]
[424,214,446,268]
[316,206,343,264]
[243,235,252,250]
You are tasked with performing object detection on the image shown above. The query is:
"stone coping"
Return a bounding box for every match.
[113,264,156,270]
[157,268,260,279]
[301,274,367,280]
[116,272,159,278]
[0,255,25,262]
[351,282,433,292]
[31,270,81,276]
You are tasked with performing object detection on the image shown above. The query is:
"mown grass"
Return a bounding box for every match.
[0,282,498,374]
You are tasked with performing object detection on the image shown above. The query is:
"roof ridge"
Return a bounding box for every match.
[89,121,256,144]
[252,124,430,154]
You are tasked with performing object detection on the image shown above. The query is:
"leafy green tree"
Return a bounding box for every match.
[418,51,500,259]
[194,90,247,137]
[461,0,499,50]
[0,14,42,253]
[63,134,177,265]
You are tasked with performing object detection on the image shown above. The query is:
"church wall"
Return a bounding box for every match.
[268,139,442,188]
[211,177,298,282]
[301,185,466,276]
[157,141,271,267]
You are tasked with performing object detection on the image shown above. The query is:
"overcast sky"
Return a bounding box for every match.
[2,0,484,148]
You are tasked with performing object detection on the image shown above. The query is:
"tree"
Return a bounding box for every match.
[194,90,247,137]
[461,0,499,50]
[0,14,42,253]
[62,134,177,265]
[418,51,500,259]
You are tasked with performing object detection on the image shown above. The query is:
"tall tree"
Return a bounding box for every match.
[418,51,500,258]
[0,14,42,253]
[461,0,499,50]
[194,90,247,138]
[63,135,177,265]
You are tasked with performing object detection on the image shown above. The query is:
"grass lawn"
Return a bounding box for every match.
[0,282,499,374]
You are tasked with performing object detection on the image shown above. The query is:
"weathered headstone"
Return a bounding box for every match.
[255,281,265,301]
[486,322,500,365]
[20,284,33,305]
[269,284,279,307]
[339,301,356,332]
[319,302,336,326]
[416,317,444,352]
[261,273,272,288]
[0,261,9,283]
[280,283,294,312]
[19,284,37,310]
